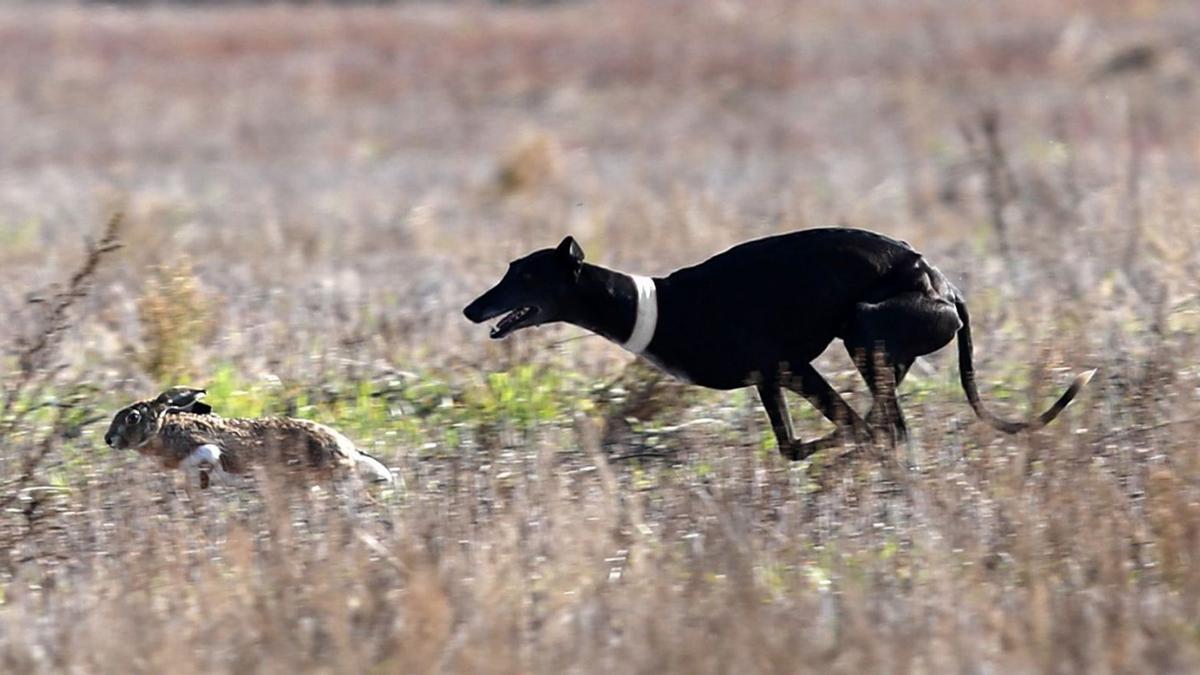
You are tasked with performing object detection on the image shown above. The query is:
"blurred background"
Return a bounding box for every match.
[1,1,1198,672]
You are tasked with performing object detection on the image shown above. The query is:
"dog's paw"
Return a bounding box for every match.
[782,433,844,461]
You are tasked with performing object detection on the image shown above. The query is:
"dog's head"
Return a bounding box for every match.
[463,236,585,339]
[104,387,212,450]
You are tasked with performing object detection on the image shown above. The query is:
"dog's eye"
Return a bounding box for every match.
[127,410,141,424]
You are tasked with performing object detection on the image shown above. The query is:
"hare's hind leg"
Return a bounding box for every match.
[324,425,394,485]
[355,451,394,485]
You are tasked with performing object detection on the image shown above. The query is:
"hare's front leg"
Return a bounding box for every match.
[180,444,230,490]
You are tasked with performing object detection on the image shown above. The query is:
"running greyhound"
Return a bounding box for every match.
[463,229,1093,459]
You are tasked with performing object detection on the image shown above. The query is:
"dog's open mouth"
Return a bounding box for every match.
[490,306,538,339]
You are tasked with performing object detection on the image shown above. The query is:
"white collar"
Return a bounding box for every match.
[622,274,657,354]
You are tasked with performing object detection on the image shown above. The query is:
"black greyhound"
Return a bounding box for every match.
[463,229,1093,459]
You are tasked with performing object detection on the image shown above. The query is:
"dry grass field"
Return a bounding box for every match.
[1,1,1199,672]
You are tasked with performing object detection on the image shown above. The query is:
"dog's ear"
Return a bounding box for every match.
[556,236,584,264]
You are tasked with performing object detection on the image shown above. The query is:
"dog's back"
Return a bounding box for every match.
[651,229,924,387]
[669,228,916,280]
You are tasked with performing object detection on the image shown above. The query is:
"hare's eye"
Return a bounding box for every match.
[127,410,141,424]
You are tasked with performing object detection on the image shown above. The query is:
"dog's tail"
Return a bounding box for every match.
[954,298,1094,433]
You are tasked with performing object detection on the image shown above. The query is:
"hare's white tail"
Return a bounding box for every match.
[355,451,394,484]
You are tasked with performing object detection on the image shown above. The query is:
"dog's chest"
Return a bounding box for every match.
[637,350,695,385]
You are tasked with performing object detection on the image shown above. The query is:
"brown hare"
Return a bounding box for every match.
[104,387,394,488]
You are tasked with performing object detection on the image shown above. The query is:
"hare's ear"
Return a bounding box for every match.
[154,387,208,413]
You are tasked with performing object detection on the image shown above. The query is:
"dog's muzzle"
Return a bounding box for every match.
[463,296,497,324]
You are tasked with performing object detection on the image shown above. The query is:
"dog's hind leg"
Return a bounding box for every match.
[842,291,961,443]
[850,353,914,445]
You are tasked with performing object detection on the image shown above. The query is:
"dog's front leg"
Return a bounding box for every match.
[756,382,794,451]
[756,381,843,461]
[781,364,875,444]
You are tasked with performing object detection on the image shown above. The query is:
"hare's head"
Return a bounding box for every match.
[104,387,211,450]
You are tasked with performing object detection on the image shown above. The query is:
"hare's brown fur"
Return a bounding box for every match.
[104,388,393,485]
[144,414,357,476]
